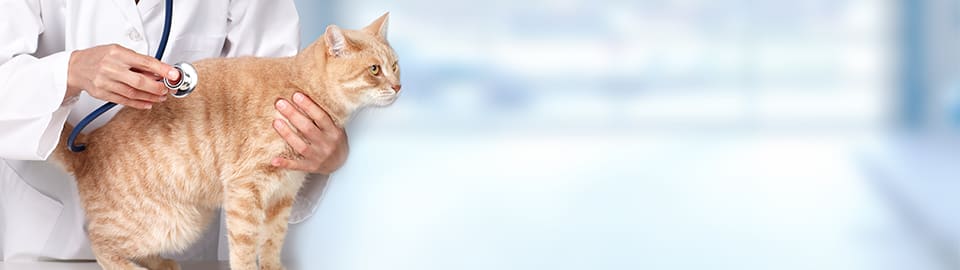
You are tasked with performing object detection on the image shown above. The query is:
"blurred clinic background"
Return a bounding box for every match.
[286,0,960,270]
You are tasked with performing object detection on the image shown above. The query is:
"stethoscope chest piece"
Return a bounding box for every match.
[164,62,199,98]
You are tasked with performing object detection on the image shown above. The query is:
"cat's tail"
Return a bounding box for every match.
[51,123,85,175]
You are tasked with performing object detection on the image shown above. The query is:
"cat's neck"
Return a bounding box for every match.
[311,89,352,127]
[292,44,353,127]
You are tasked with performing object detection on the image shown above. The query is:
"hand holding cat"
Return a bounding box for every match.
[272,92,349,174]
[66,44,180,109]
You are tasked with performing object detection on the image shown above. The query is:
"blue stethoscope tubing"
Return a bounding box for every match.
[67,0,174,152]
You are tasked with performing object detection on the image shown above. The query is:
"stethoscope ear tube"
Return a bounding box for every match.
[164,62,198,98]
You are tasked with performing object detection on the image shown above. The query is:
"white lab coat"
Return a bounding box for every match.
[0,0,331,262]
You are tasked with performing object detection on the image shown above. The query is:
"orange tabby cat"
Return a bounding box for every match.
[52,13,399,270]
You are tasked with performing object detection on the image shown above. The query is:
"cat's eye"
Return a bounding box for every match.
[369,65,381,76]
[392,61,398,72]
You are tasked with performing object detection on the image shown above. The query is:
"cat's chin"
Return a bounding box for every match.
[370,95,398,107]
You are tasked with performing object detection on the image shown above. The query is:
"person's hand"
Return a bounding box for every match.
[66,44,180,109]
[272,92,349,174]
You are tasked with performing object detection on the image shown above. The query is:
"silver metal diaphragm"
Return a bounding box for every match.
[163,62,199,98]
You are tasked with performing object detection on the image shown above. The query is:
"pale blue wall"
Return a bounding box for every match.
[292,0,340,49]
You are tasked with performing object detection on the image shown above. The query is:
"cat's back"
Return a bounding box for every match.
[80,56,293,178]
[76,55,297,183]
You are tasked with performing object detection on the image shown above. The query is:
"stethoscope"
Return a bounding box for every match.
[67,0,199,152]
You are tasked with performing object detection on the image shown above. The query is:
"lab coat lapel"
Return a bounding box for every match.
[108,0,146,38]
[136,0,162,15]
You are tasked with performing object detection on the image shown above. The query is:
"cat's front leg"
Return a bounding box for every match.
[224,180,267,270]
[259,194,295,270]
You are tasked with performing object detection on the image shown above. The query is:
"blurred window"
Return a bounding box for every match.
[327,0,892,131]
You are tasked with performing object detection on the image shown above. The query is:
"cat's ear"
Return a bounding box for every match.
[324,25,349,57]
[364,12,390,40]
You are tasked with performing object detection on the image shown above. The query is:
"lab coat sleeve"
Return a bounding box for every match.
[221,0,301,58]
[290,173,331,223]
[0,0,74,160]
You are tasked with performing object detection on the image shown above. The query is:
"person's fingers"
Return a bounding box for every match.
[271,157,314,172]
[131,68,163,81]
[115,70,167,96]
[167,66,180,82]
[123,52,177,81]
[108,81,165,103]
[276,99,325,142]
[273,119,313,157]
[291,92,336,133]
[99,90,154,109]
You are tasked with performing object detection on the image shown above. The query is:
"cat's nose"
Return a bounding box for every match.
[391,84,402,92]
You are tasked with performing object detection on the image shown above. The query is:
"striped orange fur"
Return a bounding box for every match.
[52,13,399,270]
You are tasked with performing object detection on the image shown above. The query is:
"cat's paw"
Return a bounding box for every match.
[140,257,180,270]
[155,260,180,270]
[259,261,285,270]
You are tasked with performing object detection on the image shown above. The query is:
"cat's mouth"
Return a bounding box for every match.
[369,89,399,107]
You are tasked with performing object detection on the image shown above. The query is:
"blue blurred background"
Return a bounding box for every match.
[286,1,960,269]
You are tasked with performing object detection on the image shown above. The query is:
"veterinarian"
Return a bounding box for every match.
[0,0,347,262]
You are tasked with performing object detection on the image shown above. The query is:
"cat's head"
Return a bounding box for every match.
[302,13,401,119]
